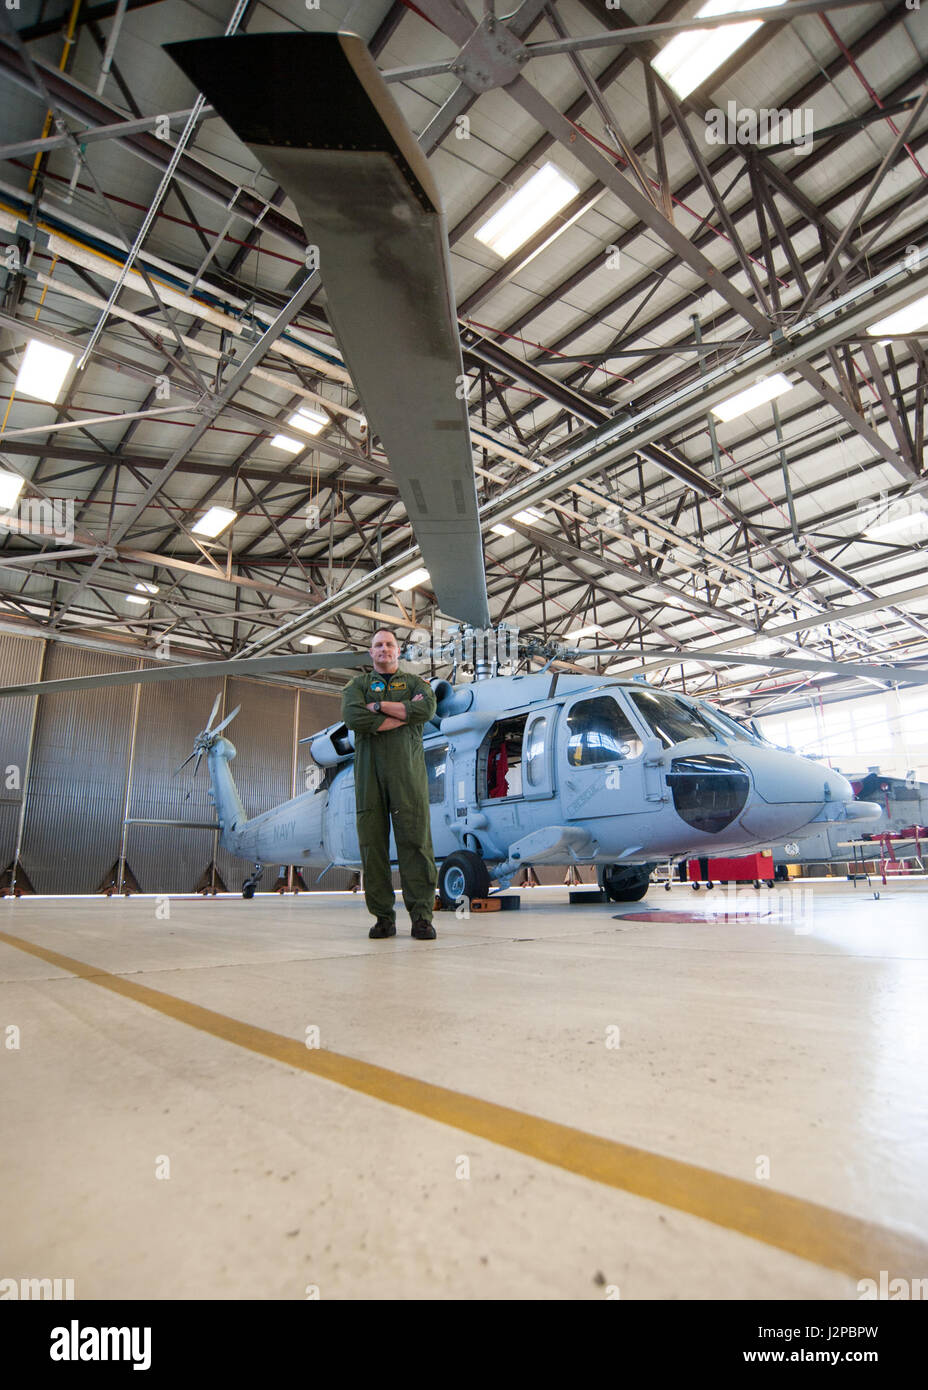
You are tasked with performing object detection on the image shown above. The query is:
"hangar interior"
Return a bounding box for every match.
[1,0,927,1303]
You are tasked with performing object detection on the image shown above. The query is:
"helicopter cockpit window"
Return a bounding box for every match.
[566,697,643,766]
[628,689,718,749]
[482,715,527,799]
[697,703,767,746]
[425,744,447,805]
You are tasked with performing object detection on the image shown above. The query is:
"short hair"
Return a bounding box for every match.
[370,628,399,646]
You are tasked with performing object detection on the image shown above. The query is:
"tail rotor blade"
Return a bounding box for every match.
[173,750,197,777]
[212,704,241,736]
[183,750,204,802]
[204,692,223,731]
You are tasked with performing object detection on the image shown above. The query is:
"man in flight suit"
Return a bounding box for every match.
[341,629,439,939]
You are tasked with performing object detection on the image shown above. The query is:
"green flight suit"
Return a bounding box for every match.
[341,668,438,922]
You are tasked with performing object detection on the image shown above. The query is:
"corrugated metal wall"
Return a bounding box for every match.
[0,635,45,884]
[0,633,345,894]
[19,643,139,892]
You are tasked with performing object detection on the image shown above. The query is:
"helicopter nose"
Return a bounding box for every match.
[736,747,852,839]
[752,749,852,805]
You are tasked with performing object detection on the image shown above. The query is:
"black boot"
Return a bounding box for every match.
[369,917,396,938]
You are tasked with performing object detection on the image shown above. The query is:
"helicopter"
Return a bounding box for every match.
[186,638,888,906]
[2,28,924,907]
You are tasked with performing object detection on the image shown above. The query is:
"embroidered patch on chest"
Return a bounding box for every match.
[369,679,386,696]
[388,679,407,692]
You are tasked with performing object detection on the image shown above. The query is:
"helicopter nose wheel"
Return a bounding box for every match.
[598,863,653,903]
[242,862,264,899]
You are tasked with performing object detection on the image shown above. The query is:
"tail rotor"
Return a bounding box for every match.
[173,697,241,799]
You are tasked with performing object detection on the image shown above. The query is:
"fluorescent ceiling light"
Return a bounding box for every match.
[637,584,701,611]
[865,508,928,544]
[14,339,75,404]
[0,472,25,510]
[299,633,325,646]
[391,567,430,591]
[287,406,328,436]
[512,507,543,525]
[191,505,237,538]
[135,581,159,594]
[475,162,580,260]
[125,594,149,606]
[491,522,515,537]
[711,373,793,422]
[269,434,303,454]
[737,637,782,656]
[867,292,928,338]
[570,625,605,640]
[651,0,781,99]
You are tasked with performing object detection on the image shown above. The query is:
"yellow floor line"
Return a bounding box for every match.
[2,926,925,1280]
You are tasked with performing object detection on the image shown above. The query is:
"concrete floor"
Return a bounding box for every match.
[1,878,926,1300]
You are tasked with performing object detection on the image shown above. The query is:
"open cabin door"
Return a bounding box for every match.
[477,706,557,804]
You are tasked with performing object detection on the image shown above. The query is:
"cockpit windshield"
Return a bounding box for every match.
[627,688,719,749]
[697,703,769,746]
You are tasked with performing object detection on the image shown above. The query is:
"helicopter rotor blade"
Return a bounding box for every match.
[0,649,370,701]
[165,31,491,631]
[566,646,928,686]
[173,751,197,777]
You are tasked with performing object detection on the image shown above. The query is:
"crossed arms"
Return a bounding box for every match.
[365,696,423,732]
[341,678,437,735]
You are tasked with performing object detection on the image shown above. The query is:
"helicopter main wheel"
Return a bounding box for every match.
[438,851,490,910]
[598,863,653,904]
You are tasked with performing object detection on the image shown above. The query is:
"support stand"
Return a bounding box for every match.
[274,867,308,894]
[0,861,36,897]
[196,862,228,896]
[97,860,141,896]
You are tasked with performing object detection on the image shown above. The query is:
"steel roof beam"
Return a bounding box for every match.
[499,69,919,479]
[237,258,928,656]
[46,270,322,624]
[0,107,211,162]
[489,10,921,371]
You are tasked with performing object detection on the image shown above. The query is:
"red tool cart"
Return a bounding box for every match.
[686,852,776,889]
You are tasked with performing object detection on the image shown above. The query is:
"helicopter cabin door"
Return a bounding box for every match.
[478,707,555,805]
[558,691,659,822]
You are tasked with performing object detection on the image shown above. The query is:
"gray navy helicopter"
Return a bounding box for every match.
[4,29,925,906]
